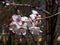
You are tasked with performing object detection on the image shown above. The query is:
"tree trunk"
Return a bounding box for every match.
[45,0,58,45]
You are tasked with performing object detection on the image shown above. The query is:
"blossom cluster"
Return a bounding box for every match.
[9,10,43,35]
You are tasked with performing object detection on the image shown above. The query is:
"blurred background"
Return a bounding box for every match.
[0,0,60,45]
